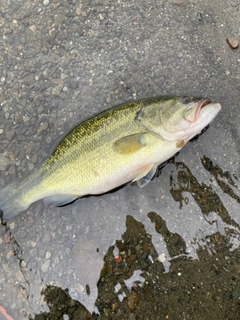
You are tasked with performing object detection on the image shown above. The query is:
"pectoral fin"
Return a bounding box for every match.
[44,194,79,207]
[176,140,186,148]
[113,133,147,155]
[132,163,157,188]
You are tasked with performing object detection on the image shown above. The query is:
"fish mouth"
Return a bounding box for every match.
[194,98,212,122]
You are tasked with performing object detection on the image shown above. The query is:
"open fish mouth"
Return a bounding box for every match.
[194,98,212,122]
[183,98,212,123]
[183,98,221,127]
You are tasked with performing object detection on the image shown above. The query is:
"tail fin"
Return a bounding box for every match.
[0,180,30,222]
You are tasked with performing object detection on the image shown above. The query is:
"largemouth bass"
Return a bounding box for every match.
[0,96,221,222]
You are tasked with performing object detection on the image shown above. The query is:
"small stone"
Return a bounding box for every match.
[37,106,44,114]
[103,308,108,317]
[41,259,51,273]
[23,116,30,123]
[37,123,48,135]
[6,130,16,141]
[52,84,63,95]
[13,2,21,11]
[67,268,74,275]
[76,7,81,15]
[128,253,137,264]
[31,241,37,248]
[60,73,68,80]
[112,302,119,312]
[31,154,38,164]
[59,291,67,303]
[144,287,155,302]
[9,222,16,230]
[28,163,35,171]
[46,136,52,144]
[29,25,36,32]
[43,0,49,6]
[0,17,4,29]
[76,284,84,293]
[70,81,79,89]
[114,255,123,263]
[196,12,202,21]
[141,252,148,260]
[8,152,15,161]
[20,99,27,107]
[127,292,140,312]
[0,155,9,171]
[14,112,22,124]
[7,250,14,259]
[172,0,187,6]
[157,253,166,262]
[62,86,68,92]
[18,149,26,161]
[45,251,51,259]
[226,37,239,50]
[8,165,16,176]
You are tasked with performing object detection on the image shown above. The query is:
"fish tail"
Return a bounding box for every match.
[0,179,32,222]
[0,167,45,222]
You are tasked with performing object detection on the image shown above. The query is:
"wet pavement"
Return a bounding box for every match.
[0,0,240,319]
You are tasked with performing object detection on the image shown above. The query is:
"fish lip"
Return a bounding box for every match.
[194,98,212,121]
[199,98,212,108]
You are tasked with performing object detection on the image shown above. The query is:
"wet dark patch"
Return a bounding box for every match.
[33,214,240,320]
[169,156,240,230]
[33,286,95,320]
[201,155,240,202]
[148,211,187,258]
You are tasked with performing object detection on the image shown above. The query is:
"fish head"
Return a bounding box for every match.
[136,96,221,142]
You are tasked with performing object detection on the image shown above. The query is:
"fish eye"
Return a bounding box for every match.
[182,96,191,104]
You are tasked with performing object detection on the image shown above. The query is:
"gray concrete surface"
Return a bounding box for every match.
[0,0,239,319]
